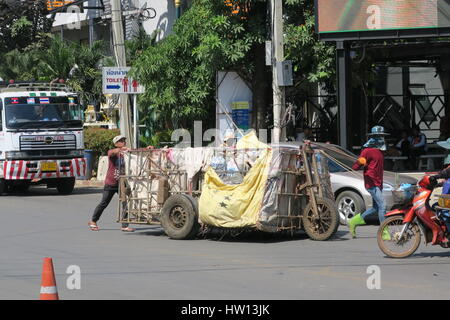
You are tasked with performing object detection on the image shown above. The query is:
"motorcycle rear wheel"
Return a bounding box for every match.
[377,216,421,258]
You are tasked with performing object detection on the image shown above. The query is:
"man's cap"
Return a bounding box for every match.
[367,126,389,136]
[113,135,127,144]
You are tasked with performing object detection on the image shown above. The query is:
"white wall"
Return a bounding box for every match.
[139,0,176,41]
[51,0,176,43]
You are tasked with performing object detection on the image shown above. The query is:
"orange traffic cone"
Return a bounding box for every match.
[39,257,59,300]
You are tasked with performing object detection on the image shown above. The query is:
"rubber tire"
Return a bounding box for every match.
[377,216,421,258]
[302,197,339,241]
[160,194,200,240]
[0,179,6,195]
[56,177,76,195]
[336,190,366,225]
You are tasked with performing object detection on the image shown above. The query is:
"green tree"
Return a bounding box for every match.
[33,36,113,106]
[0,0,52,54]
[132,0,335,139]
[0,49,40,81]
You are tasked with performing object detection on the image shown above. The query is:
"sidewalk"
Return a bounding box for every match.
[75,179,104,188]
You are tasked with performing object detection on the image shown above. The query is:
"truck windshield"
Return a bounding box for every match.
[5,97,82,129]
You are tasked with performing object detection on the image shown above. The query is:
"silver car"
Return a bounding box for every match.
[313,143,418,225]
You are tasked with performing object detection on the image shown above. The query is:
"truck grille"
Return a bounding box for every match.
[20,135,76,151]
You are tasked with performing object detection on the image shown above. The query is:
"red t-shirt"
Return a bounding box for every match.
[104,149,124,187]
[352,147,384,189]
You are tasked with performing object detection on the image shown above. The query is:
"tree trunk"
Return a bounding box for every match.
[251,42,271,133]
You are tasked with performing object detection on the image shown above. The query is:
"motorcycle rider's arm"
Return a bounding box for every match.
[433,166,450,180]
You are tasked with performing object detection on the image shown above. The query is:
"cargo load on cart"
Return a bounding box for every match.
[117,131,339,241]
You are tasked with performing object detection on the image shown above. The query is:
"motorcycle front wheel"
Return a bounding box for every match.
[377,216,421,258]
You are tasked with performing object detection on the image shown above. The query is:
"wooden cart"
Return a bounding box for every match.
[117,143,339,241]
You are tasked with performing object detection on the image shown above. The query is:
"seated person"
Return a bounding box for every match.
[386,129,411,157]
[395,130,411,156]
[33,105,61,121]
[409,125,427,169]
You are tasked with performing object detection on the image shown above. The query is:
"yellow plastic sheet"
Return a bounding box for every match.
[199,132,272,228]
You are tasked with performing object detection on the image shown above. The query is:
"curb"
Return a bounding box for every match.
[75,180,104,188]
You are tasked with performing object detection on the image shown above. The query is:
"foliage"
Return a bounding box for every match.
[84,128,121,155]
[126,26,158,66]
[132,0,335,138]
[139,129,173,148]
[0,49,41,81]
[284,0,336,93]
[0,0,52,54]
[0,36,113,107]
[66,40,115,105]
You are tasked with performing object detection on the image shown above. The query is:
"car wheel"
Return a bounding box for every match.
[336,191,365,225]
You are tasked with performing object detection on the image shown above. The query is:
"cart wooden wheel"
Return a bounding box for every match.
[160,194,200,240]
[302,197,339,241]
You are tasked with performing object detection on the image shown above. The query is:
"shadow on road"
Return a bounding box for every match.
[123,227,166,237]
[2,187,103,197]
[200,229,350,243]
[411,251,450,258]
[123,227,351,243]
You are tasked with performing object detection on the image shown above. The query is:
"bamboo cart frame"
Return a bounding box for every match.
[117,143,338,240]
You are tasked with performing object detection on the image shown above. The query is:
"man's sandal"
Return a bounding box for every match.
[89,222,99,231]
[121,227,135,232]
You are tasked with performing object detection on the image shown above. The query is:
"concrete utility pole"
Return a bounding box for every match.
[336,41,350,150]
[271,0,286,143]
[110,0,134,147]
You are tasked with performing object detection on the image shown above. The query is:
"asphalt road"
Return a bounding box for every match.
[1,186,450,300]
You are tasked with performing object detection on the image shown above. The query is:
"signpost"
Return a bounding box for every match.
[102,67,144,94]
[102,67,144,148]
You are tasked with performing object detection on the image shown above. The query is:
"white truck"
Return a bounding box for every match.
[0,82,86,195]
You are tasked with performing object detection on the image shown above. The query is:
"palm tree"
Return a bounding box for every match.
[0,49,40,81]
[37,36,77,82]
[68,40,115,106]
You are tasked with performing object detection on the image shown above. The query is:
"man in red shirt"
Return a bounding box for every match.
[348,126,390,239]
[88,136,153,232]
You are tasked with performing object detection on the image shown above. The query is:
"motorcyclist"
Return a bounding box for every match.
[429,137,450,194]
[430,165,450,194]
[429,138,450,234]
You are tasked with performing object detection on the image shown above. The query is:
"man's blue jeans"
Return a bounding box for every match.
[361,186,386,223]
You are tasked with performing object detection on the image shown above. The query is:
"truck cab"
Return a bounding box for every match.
[0,82,86,195]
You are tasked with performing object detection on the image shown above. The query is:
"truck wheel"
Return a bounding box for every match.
[160,194,200,240]
[56,177,76,195]
[302,197,339,241]
[0,179,6,195]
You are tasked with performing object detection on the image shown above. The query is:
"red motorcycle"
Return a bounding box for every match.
[377,176,450,258]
